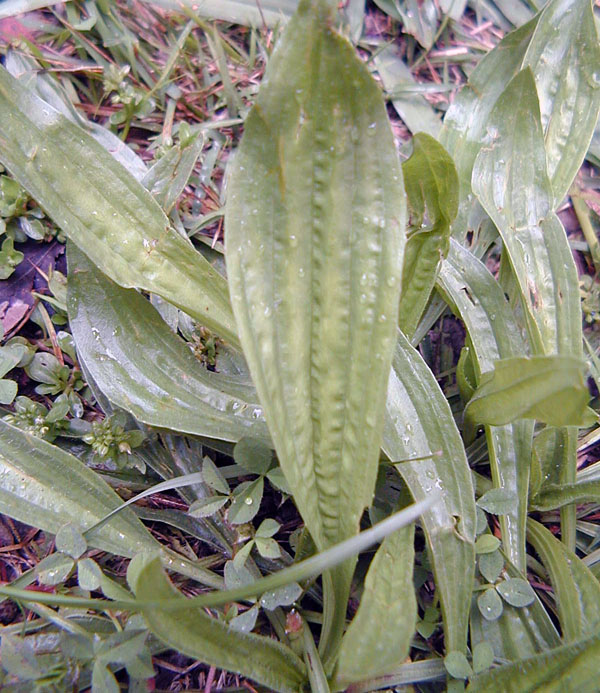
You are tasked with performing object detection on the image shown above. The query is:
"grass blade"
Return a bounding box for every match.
[131,556,307,693]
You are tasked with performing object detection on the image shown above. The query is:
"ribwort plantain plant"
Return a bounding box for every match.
[0,0,599,691]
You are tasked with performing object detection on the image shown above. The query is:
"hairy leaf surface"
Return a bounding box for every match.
[68,246,267,443]
[0,66,238,345]
[383,330,475,652]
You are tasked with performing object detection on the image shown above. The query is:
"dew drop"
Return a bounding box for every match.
[244,497,253,505]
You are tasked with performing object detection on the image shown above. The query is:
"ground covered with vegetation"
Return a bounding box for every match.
[0,0,599,691]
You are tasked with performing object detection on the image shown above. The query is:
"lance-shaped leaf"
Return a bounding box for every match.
[527,519,600,642]
[441,16,539,223]
[383,330,475,653]
[0,66,238,346]
[467,631,600,693]
[472,69,582,357]
[67,245,268,443]
[437,240,533,571]
[225,0,405,653]
[0,420,220,586]
[521,0,600,204]
[399,133,458,338]
[130,555,307,693]
[336,524,416,684]
[442,0,600,230]
[465,355,591,428]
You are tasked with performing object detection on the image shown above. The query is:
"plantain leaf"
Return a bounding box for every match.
[472,69,582,357]
[67,245,268,443]
[225,0,405,660]
[130,555,307,693]
[0,420,220,585]
[399,133,458,338]
[465,355,591,428]
[441,16,539,229]
[437,240,533,571]
[0,66,238,346]
[336,524,416,684]
[467,630,600,692]
[521,0,600,204]
[527,519,600,642]
[383,330,475,653]
[442,0,600,232]
[471,65,584,549]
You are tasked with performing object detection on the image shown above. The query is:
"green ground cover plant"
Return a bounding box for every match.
[0,0,599,690]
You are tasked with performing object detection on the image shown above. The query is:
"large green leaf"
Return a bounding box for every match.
[225,0,405,660]
[472,69,582,357]
[0,67,238,346]
[440,16,539,229]
[383,330,475,653]
[465,355,590,428]
[467,630,600,692]
[527,519,600,642]
[131,555,307,693]
[442,0,600,233]
[0,421,220,586]
[67,245,268,443]
[471,65,584,549]
[336,524,416,684]
[399,133,458,338]
[437,240,533,570]
[521,0,600,204]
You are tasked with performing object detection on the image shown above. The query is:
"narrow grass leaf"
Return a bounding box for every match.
[336,524,417,684]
